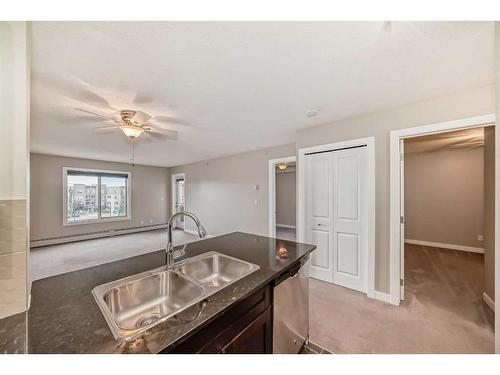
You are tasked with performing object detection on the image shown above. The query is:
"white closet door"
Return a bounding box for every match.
[305,153,334,282]
[331,148,368,292]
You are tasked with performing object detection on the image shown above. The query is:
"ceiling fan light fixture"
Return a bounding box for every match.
[277,162,288,170]
[120,125,144,139]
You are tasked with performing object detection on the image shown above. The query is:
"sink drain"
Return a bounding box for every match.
[136,313,161,328]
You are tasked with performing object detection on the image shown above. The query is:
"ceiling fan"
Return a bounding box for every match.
[74,108,179,141]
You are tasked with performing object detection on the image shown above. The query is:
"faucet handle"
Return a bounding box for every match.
[173,244,187,259]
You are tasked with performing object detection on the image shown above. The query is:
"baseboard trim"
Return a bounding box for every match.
[405,239,484,254]
[483,292,495,312]
[373,291,391,304]
[276,224,296,229]
[31,224,168,248]
[184,228,215,239]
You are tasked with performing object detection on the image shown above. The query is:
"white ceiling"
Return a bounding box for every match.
[30,22,494,167]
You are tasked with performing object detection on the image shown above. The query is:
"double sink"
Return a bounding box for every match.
[92,251,260,341]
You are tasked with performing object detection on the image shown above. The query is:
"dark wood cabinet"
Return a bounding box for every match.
[219,307,272,354]
[167,285,272,354]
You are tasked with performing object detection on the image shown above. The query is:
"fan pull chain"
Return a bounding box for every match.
[131,140,135,167]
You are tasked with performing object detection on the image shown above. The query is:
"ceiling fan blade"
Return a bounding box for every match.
[144,127,178,140]
[74,108,119,123]
[35,70,118,111]
[133,110,152,124]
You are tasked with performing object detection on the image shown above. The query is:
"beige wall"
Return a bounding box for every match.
[495,22,500,354]
[404,147,484,249]
[170,144,296,236]
[0,22,29,319]
[483,126,495,301]
[30,153,170,243]
[276,170,296,227]
[296,85,495,293]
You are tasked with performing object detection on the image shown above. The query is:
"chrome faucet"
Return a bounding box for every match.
[166,211,207,269]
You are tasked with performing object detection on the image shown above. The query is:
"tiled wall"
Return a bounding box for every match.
[0,199,27,319]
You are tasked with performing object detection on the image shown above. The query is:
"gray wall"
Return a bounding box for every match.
[484,126,495,301]
[296,85,495,293]
[30,153,170,243]
[170,144,296,236]
[404,147,484,249]
[276,171,296,227]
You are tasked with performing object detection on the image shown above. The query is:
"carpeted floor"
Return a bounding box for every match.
[30,229,199,281]
[276,226,296,241]
[309,244,495,353]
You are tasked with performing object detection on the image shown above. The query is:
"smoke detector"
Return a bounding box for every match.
[306,108,319,118]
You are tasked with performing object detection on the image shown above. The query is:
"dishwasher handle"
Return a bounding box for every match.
[274,263,302,286]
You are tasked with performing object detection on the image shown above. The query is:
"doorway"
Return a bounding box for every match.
[298,137,375,296]
[269,156,296,241]
[390,114,496,305]
[171,173,186,230]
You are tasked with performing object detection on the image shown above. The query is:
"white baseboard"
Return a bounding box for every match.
[183,228,215,239]
[373,291,391,304]
[405,239,484,254]
[483,292,495,312]
[183,228,198,236]
[31,224,168,248]
[276,224,296,229]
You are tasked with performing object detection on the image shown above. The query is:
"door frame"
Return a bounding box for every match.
[171,172,186,231]
[268,156,296,237]
[389,113,495,306]
[297,136,376,299]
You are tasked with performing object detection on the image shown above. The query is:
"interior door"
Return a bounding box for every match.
[400,139,405,300]
[305,153,334,282]
[175,178,185,229]
[331,147,368,293]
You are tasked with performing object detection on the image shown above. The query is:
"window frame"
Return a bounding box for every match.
[62,167,132,226]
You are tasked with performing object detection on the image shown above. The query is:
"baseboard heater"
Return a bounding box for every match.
[30,223,169,248]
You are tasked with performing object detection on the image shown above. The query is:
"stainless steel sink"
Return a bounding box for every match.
[175,252,258,288]
[92,251,259,341]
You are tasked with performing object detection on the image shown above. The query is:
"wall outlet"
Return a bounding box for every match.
[254,199,258,206]
[149,219,153,224]
[140,220,144,225]
[477,234,484,241]
[161,196,164,201]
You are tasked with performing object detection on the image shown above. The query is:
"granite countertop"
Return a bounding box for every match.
[28,232,315,354]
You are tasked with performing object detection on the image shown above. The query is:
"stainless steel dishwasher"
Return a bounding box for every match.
[273,255,309,353]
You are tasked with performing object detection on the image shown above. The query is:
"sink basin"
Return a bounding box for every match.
[92,251,259,341]
[176,252,259,288]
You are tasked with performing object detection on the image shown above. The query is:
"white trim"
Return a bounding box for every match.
[183,228,198,236]
[30,224,168,248]
[483,292,495,312]
[405,239,484,254]
[276,224,296,229]
[183,228,215,239]
[297,136,376,300]
[171,172,186,231]
[374,291,391,303]
[0,196,27,200]
[62,167,132,226]
[390,114,495,306]
[268,156,296,238]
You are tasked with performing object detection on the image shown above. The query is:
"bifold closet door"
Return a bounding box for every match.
[305,152,334,282]
[305,146,368,293]
[331,148,368,293]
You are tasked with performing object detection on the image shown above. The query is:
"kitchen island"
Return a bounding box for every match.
[27,232,315,353]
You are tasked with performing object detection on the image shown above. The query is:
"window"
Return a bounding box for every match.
[64,168,131,225]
